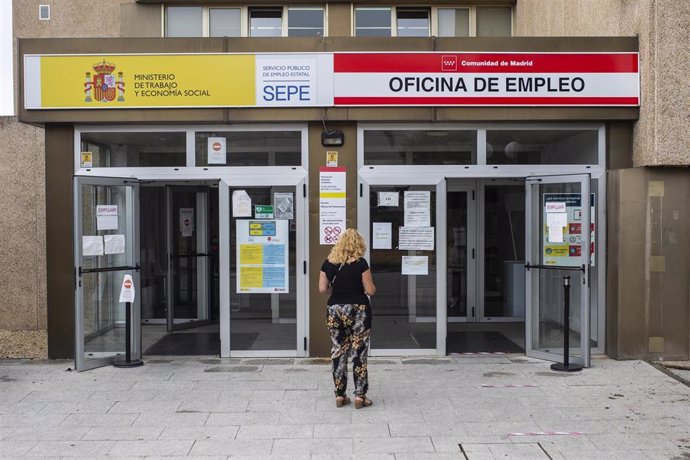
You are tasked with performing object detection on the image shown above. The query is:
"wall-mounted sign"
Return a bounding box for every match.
[255,205,274,219]
[236,219,289,294]
[179,208,194,237]
[232,190,252,217]
[96,205,118,230]
[319,166,346,245]
[80,151,93,168]
[326,151,338,167]
[333,53,640,106]
[543,193,595,267]
[24,52,639,109]
[274,193,294,220]
[207,136,226,164]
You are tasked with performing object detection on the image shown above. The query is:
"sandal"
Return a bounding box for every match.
[354,396,373,409]
[335,395,351,407]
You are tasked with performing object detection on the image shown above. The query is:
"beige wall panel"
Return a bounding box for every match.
[327,4,352,37]
[307,121,357,357]
[0,118,46,330]
[120,3,162,37]
[609,167,690,359]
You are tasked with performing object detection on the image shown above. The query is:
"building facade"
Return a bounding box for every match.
[1,0,688,369]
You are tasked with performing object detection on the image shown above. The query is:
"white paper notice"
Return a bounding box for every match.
[274,192,294,220]
[545,201,566,213]
[378,192,399,207]
[208,136,227,164]
[104,234,126,255]
[119,274,135,303]
[404,191,431,227]
[96,205,118,231]
[546,212,568,243]
[319,167,347,245]
[372,222,392,249]
[180,208,194,237]
[82,236,104,256]
[401,256,428,275]
[398,226,435,251]
[232,190,252,217]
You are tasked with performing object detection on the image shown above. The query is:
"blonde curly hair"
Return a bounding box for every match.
[327,228,366,265]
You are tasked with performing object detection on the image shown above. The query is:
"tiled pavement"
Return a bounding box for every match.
[1,355,690,459]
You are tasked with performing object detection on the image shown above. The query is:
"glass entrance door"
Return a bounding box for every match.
[362,181,441,354]
[74,177,139,371]
[166,186,210,331]
[525,174,591,367]
[218,180,306,356]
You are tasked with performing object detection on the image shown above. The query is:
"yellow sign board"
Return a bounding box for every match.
[36,55,255,109]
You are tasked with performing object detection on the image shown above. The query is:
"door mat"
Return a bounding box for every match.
[447,331,524,354]
[145,332,257,356]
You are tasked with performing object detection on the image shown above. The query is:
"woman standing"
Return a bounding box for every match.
[319,228,376,409]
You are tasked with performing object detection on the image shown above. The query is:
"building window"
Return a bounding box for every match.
[38,4,50,21]
[249,7,283,37]
[210,8,241,37]
[80,132,187,168]
[196,131,302,167]
[166,6,203,37]
[288,7,324,37]
[396,8,430,37]
[476,7,512,37]
[355,7,392,37]
[437,8,470,37]
[485,129,599,165]
[164,6,325,37]
[354,6,512,37]
[363,130,477,165]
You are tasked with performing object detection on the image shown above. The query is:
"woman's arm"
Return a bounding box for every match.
[318,270,331,294]
[362,269,376,296]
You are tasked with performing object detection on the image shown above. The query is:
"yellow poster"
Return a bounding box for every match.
[239,267,263,290]
[239,244,263,265]
[38,54,255,108]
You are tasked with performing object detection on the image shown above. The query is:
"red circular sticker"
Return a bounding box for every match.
[212,142,222,152]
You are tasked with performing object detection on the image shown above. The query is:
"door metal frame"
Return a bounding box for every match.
[445,180,477,324]
[73,176,140,371]
[358,174,445,356]
[219,171,308,358]
[477,179,527,323]
[524,174,591,367]
[166,185,211,331]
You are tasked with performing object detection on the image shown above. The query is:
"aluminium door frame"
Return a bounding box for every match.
[476,178,528,323]
[358,169,606,357]
[166,185,211,331]
[445,179,477,324]
[73,175,140,371]
[218,169,309,358]
[358,173,446,356]
[524,173,591,367]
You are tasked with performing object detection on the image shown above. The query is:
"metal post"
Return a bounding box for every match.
[113,301,144,368]
[551,276,582,372]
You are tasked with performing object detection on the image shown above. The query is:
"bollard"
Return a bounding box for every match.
[113,301,144,368]
[550,276,583,372]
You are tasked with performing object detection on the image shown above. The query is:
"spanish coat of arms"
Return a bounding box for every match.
[84,60,125,103]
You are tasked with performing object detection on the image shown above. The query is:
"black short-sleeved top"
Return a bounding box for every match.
[321,258,370,306]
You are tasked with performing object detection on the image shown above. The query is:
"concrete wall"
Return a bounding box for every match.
[0,118,46,331]
[515,0,690,167]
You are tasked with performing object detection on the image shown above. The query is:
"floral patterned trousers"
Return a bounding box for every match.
[326,303,372,397]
